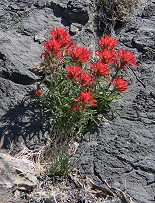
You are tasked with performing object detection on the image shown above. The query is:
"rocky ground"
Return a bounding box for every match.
[0,0,155,202]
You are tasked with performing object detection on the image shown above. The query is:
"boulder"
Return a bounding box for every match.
[0,152,37,202]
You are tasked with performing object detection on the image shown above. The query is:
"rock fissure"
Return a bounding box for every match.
[33,0,90,25]
[1,70,39,86]
[116,155,155,174]
[93,161,105,184]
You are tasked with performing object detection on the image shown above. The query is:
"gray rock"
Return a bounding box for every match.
[0,0,155,202]
[69,23,82,35]
[0,152,37,202]
[74,1,155,203]
[0,152,37,187]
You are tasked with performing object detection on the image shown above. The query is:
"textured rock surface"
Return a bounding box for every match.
[75,1,155,203]
[0,0,155,203]
[0,152,37,202]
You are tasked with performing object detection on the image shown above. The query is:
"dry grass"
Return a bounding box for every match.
[0,141,136,202]
[96,0,140,33]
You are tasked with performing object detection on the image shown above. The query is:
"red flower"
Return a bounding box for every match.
[66,67,93,87]
[50,28,69,40]
[67,45,91,65]
[33,89,42,96]
[41,39,62,59]
[41,28,73,59]
[111,78,128,92]
[99,35,117,51]
[50,27,73,50]
[96,49,115,65]
[66,66,81,81]
[90,61,109,78]
[74,89,97,112]
[70,104,79,112]
[78,71,93,88]
[115,49,137,69]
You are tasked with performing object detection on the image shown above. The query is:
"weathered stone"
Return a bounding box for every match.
[69,23,82,35]
[74,1,155,203]
[0,0,155,202]
[0,152,37,189]
[0,152,37,202]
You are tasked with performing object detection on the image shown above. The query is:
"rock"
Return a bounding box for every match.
[0,152,37,202]
[142,3,155,18]
[49,0,94,25]
[74,1,155,203]
[69,23,82,35]
[0,152,37,188]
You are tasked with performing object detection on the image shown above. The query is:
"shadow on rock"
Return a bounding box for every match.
[0,94,49,151]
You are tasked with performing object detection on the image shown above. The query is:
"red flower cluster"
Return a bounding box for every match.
[50,28,73,49]
[67,45,91,65]
[90,61,109,78]
[37,28,138,113]
[96,49,115,65]
[79,71,93,88]
[66,66,81,81]
[66,66,93,88]
[115,49,138,69]
[95,35,116,66]
[95,35,137,70]
[99,35,117,51]
[111,78,128,92]
[41,28,73,60]
[92,34,137,93]
[41,39,61,59]
[33,89,42,96]
[74,89,97,112]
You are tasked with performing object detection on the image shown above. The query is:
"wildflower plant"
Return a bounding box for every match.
[33,28,137,140]
[48,148,72,178]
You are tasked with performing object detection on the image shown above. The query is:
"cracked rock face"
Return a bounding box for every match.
[74,1,155,203]
[0,0,155,202]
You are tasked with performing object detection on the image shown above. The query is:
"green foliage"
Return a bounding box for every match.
[32,28,137,141]
[48,149,72,178]
[32,28,138,179]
